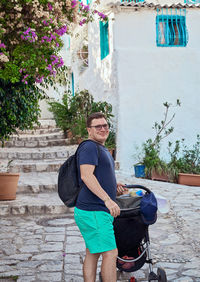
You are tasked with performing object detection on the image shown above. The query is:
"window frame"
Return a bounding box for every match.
[99,21,109,60]
[156,15,187,47]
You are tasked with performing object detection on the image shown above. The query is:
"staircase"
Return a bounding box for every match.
[0,120,77,216]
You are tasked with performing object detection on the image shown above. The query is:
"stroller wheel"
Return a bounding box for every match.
[157,267,167,282]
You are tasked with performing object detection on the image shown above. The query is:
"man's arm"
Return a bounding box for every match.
[80,164,120,217]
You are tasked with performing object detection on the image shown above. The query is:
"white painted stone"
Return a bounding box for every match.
[182,269,200,277]
[36,272,62,281]
[17,276,36,282]
[19,245,39,253]
[47,218,74,225]
[40,242,63,252]
[38,261,63,271]
[174,278,193,282]
[45,234,65,242]
[32,252,63,261]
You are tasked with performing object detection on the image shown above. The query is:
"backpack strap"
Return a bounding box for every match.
[75,139,101,159]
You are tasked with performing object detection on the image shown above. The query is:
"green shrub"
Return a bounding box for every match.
[0,78,44,145]
[48,89,114,140]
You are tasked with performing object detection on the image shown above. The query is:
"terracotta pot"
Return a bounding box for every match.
[151,171,169,182]
[178,173,200,186]
[108,149,116,160]
[0,173,20,200]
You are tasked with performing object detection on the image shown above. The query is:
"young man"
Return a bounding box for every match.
[74,112,126,282]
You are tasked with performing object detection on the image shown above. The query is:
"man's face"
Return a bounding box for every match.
[87,118,109,144]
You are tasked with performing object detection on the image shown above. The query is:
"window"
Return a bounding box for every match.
[184,0,200,3]
[100,21,109,60]
[71,73,74,96]
[156,14,188,47]
[121,0,144,3]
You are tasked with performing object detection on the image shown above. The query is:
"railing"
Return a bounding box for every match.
[156,8,188,47]
[121,0,145,3]
[184,0,200,3]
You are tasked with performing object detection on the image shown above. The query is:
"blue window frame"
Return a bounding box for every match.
[184,0,200,3]
[121,0,144,2]
[100,21,109,60]
[156,12,187,47]
[71,73,74,96]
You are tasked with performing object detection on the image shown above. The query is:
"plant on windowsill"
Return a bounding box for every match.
[134,100,181,182]
[0,160,19,201]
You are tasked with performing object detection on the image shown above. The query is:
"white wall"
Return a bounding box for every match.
[39,34,71,119]
[114,8,200,174]
[72,14,119,119]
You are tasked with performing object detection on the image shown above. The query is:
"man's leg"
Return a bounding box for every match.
[101,248,118,282]
[83,248,100,282]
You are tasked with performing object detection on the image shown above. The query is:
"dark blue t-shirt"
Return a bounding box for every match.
[75,140,117,213]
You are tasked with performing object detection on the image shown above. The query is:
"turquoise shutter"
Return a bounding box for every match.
[100,21,109,60]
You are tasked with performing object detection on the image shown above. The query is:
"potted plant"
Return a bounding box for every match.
[168,136,200,186]
[134,100,181,182]
[0,160,20,200]
[105,127,116,159]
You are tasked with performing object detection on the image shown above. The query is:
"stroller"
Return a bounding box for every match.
[100,185,167,282]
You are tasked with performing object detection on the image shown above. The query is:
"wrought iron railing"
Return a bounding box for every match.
[184,0,200,3]
[121,0,145,3]
[156,8,188,47]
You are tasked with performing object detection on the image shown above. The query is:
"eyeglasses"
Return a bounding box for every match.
[90,124,109,130]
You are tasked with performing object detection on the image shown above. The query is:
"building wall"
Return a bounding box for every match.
[114,8,200,174]
[72,13,119,121]
[39,34,71,119]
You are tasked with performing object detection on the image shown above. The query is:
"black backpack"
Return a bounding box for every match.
[58,140,100,207]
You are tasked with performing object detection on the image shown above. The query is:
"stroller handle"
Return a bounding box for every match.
[124,184,151,194]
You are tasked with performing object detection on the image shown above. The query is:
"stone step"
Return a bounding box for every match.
[17,127,61,135]
[3,138,72,148]
[17,172,58,194]
[10,131,65,141]
[0,192,72,216]
[9,159,67,173]
[0,145,77,160]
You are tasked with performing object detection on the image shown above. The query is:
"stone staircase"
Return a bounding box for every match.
[0,120,77,216]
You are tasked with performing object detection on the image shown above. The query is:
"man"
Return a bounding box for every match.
[74,112,126,282]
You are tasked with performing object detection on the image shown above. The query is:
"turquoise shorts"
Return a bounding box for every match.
[74,207,117,254]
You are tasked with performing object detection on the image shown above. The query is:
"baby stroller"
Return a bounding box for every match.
[100,185,167,282]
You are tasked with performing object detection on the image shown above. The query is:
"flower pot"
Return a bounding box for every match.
[108,149,116,160]
[0,173,20,200]
[134,165,145,178]
[178,173,200,186]
[151,171,169,182]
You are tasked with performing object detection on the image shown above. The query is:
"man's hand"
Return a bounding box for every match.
[105,199,120,217]
[117,183,129,196]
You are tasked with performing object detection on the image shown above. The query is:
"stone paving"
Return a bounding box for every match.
[0,121,200,281]
[0,173,200,282]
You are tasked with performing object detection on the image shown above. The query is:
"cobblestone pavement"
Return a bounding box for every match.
[0,173,200,282]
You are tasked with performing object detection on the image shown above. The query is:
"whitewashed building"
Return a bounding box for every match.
[42,0,200,174]
[68,0,200,174]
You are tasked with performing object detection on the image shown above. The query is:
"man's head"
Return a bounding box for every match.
[87,112,109,145]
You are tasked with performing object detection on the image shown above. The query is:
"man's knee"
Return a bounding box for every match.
[102,248,118,260]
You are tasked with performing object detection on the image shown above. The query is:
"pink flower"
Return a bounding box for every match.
[48,3,53,10]
[43,20,48,26]
[0,43,6,48]
[71,0,77,8]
